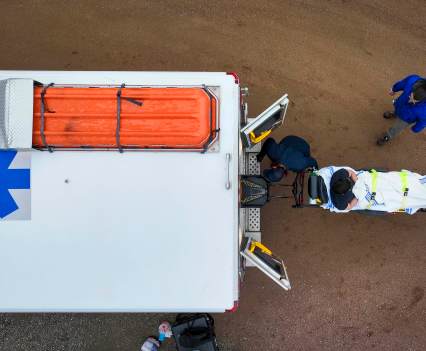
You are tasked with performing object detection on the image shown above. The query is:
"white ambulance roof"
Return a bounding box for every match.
[0,71,240,312]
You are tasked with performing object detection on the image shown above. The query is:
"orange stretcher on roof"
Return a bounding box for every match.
[32,85,218,151]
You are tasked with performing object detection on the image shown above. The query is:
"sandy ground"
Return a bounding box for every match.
[0,0,425,350]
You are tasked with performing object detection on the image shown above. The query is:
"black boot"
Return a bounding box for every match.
[256,147,267,162]
[376,134,390,146]
[383,111,396,119]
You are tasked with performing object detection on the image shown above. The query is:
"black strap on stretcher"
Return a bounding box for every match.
[116,83,126,153]
[40,83,55,152]
[116,84,144,153]
[123,97,143,106]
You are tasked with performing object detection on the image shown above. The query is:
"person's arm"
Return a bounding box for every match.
[392,74,421,93]
[346,197,358,211]
[410,106,426,133]
[305,156,318,170]
[341,166,356,178]
[347,169,358,182]
[411,119,426,133]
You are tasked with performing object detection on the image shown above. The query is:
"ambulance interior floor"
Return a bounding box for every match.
[0,1,425,350]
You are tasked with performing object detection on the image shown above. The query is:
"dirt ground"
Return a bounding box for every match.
[0,0,425,350]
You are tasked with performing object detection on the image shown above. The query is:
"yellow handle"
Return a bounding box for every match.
[249,240,272,255]
[249,129,272,144]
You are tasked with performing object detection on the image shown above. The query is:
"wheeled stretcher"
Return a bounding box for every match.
[241,168,426,215]
[310,167,426,214]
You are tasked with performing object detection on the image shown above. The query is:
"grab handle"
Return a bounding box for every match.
[225,153,231,190]
[249,129,272,144]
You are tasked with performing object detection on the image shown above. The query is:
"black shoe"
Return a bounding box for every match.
[256,154,264,162]
[376,135,390,146]
[383,111,396,119]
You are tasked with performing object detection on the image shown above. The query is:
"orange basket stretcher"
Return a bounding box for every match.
[32,84,218,152]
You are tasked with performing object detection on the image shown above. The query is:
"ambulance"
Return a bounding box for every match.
[0,71,290,312]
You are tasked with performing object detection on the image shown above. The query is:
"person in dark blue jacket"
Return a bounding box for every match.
[377,74,426,145]
[256,135,318,182]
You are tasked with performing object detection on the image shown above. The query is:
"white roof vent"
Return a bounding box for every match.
[0,78,34,149]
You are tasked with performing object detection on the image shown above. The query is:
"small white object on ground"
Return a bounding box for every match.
[141,337,160,351]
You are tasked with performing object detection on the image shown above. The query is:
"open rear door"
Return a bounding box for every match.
[240,94,289,148]
[241,238,291,290]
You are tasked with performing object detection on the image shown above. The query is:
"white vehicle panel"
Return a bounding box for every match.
[0,71,240,312]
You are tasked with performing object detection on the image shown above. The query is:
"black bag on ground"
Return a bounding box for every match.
[172,313,219,351]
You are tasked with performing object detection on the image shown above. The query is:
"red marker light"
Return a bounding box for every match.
[226,72,240,84]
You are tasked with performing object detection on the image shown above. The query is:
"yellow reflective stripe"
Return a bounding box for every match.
[400,170,409,210]
[367,169,378,209]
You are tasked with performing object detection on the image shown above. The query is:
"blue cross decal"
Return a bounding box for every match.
[0,150,31,218]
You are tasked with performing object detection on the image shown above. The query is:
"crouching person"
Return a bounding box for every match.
[257,135,318,182]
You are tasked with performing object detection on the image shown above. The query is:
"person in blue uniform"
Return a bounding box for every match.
[256,135,318,182]
[377,74,426,145]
